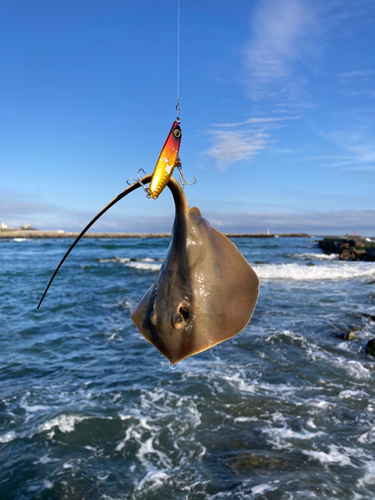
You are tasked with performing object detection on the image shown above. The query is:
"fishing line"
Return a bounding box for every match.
[176,0,180,120]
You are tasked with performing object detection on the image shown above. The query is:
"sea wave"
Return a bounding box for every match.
[98,256,162,271]
[38,414,89,437]
[126,261,161,271]
[253,262,375,281]
[291,252,338,261]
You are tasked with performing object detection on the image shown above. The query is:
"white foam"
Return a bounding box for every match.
[0,431,17,443]
[303,445,355,467]
[223,373,256,393]
[339,389,365,399]
[98,256,162,271]
[43,480,53,489]
[137,434,171,470]
[33,454,60,465]
[251,484,275,496]
[39,414,88,436]
[292,252,338,261]
[253,262,375,281]
[263,425,325,450]
[98,256,131,263]
[21,403,49,413]
[234,416,258,423]
[307,419,316,429]
[265,330,306,344]
[331,359,371,381]
[358,460,375,486]
[125,261,161,271]
[13,238,28,242]
[358,427,375,444]
[136,470,169,491]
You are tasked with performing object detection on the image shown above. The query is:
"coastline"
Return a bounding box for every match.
[0,230,311,239]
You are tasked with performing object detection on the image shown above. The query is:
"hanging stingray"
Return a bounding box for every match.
[38,123,259,364]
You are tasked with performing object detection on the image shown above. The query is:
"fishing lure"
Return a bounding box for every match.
[148,119,182,199]
[127,119,195,198]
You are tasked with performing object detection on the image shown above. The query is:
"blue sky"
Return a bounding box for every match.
[1,0,374,235]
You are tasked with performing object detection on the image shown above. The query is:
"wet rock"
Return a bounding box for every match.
[366,339,375,357]
[254,261,268,265]
[306,262,315,266]
[337,332,357,340]
[318,236,375,261]
[230,452,288,475]
[340,248,354,261]
[354,249,367,259]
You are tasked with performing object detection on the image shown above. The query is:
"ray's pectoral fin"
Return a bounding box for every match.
[131,284,155,345]
[131,177,259,364]
[200,224,259,348]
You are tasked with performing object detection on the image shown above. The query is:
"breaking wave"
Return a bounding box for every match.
[253,262,375,281]
[98,256,162,271]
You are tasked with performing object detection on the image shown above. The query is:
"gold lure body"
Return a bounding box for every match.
[149,120,182,199]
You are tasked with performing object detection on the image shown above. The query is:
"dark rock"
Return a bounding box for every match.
[255,261,268,265]
[230,452,288,474]
[366,339,375,357]
[318,236,375,262]
[306,262,315,266]
[340,249,354,261]
[353,249,367,259]
[361,313,375,322]
[365,280,375,285]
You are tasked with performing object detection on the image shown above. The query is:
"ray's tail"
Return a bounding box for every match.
[37,174,152,309]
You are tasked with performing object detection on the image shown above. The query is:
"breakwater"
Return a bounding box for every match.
[0,230,311,239]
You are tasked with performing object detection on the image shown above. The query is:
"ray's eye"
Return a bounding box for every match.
[173,127,181,138]
[173,313,183,328]
[173,305,190,328]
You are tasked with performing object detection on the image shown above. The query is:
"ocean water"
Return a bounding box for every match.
[1,236,375,500]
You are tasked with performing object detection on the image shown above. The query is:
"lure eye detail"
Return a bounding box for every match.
[173,127,181,138]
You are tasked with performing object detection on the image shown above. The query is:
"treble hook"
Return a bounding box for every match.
[175,157,197,189]
[126,169,151,198]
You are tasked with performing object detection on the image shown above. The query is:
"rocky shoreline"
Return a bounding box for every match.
[318,236,375,261]
[0,230,311,239]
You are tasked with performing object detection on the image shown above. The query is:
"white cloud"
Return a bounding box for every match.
[244,0,318,100]
[336,70,373,80]
[211,116,300,128]
[336,69,375,98]
[315,130,375,172]
[206,129,268,170]
[205,115,299,169]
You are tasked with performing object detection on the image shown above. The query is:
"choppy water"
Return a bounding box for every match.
[1,236,375,499]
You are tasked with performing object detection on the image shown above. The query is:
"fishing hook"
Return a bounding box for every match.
[126,169,151,198]
[175,157,197,189]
